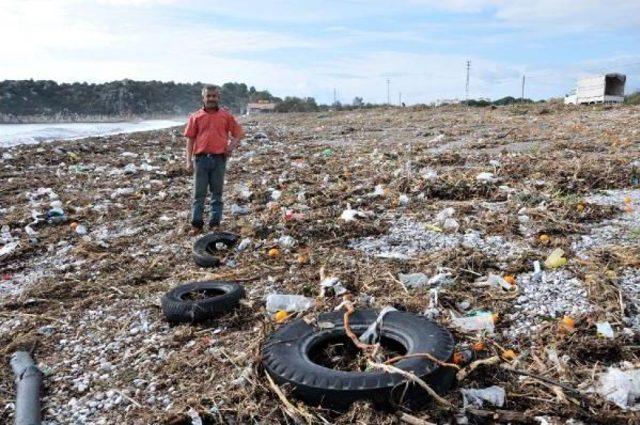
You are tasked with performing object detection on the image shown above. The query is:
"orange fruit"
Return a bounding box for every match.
[274,310,289,323]
[501,349,517,361]
[297,254,308,264]
[538,234,550,244]
[268,248,280,258]
[576,204,585,212]
[452,352,465,365]
[503,275,516,286]
[559,316,575,331]
[70,222,78,231]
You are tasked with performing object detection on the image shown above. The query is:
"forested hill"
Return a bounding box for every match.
[0,80,279,121]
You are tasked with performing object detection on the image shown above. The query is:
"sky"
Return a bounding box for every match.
[1,0,639,104]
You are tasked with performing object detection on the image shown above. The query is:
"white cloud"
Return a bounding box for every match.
[0,0,638,103]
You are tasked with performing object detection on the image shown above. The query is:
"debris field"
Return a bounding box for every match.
[1,103,640,424]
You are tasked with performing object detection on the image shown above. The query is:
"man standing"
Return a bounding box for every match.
[184,85,245,235]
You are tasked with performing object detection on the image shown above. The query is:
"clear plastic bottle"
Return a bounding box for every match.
[266,294,314,313]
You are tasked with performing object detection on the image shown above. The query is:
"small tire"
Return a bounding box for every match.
[262,309,455,410]
[161,281,245,324]
[192,232,239,267]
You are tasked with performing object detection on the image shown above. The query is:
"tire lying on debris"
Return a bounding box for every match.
[192,232,239,267]
[262,309,455,410]
[161,281,245,324]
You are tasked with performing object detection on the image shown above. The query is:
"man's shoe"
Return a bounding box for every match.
[208,221,221,230]
[189,226,203,236]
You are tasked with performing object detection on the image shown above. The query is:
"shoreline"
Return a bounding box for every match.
[0,120,185,149]
[0,114,186,125]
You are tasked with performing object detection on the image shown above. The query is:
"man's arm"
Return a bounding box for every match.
[226,119,245,155]
[185,137,195,171]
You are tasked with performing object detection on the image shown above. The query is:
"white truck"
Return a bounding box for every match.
[564,73,626,105]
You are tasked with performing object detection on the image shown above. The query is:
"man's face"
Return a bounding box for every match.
[203,90,220,109]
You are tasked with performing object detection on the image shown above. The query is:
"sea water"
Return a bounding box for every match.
[0,119,184,148]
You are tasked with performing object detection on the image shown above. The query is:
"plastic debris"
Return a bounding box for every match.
[442,218,460,233]
[0,241,19,260]
[24,225,38,236]
[452,311,495,332]
[339,204,372,222]
[596,367,640,409]
[368,184,385,198]
[123,163,138,174]
[277,235,297,249]
[398,194,409,205]
[544,248,568,269]
[476,172,499,183]
[359,306,397,344]
[110,187,134,199]
[435,207,455,223]
[230,204,249,216]
[487,274,517,292]
[319,277,347,296]
[75,225,88,235]
[398,272,428,288]
[265,294,314,313]
[269,189,282,201]
[236,238,252,252]
[187,407,203,425]
[461,385,506,408]
[423,288,440,318]
[267,248,280,258]
[596,321,615,338]
[532,260,543,283]
[428,272,452,286]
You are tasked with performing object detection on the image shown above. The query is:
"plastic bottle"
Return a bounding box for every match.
[266,294,314,313]
[452,314,495,332]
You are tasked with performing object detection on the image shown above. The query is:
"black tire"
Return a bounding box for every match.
[262,309,455,410]
[192,232,239,267]
[161,281,245,324]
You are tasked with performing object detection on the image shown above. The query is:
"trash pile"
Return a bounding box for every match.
[1,103,639,424]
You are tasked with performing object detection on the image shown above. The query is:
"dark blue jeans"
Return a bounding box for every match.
[192,154,227,227]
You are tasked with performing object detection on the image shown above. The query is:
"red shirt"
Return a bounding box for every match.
[184,108,243,154]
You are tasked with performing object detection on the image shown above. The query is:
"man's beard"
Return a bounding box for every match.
[203,102,219,111]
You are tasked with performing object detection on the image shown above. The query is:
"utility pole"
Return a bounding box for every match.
[521,75,525,101]
[465,60,471,102]
[387,78,390,105]
[398,92,402,106]
[333,88,336,105]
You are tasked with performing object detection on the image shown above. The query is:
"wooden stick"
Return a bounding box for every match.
[368,361,452,407]
[385,352,460,370]
[342,298,378,352]
[387,271,409,293]
[456,355,501,381]
[396,411,437,425]
[265,371,314,424]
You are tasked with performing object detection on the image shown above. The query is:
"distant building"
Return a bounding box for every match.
[246,101,277,115]
[564,73,626,105]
